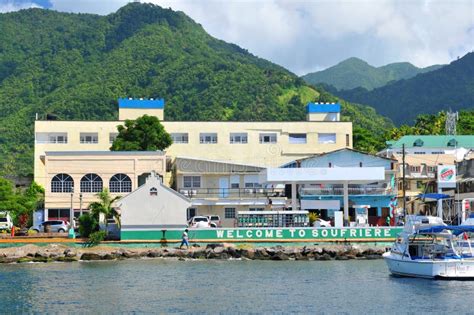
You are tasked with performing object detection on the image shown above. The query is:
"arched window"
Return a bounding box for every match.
[51,174,74,193]
[80,173,103,193]
[109,174,132,193]
[150,187,158,196]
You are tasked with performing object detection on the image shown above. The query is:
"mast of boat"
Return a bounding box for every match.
[402,143,406,222]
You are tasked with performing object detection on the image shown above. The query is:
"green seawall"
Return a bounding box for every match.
[121,227,403,243]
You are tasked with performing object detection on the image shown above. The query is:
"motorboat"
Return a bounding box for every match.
[383,215,474,279]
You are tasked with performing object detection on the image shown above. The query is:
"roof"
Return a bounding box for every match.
[45,151,164,156]
[118,98,165,109]
[306,102,340,113]
[281,148,396,167]
[387,135,474,149]
[175,156,265,169]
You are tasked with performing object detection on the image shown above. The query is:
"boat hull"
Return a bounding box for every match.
[383,252,474,279]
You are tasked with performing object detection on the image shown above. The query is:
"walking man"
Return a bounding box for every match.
[180,228,189,249]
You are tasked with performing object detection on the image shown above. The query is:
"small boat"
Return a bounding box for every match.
[383,215,474,279]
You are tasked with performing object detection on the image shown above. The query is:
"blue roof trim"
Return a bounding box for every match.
[306,103,341,113]
[118,98,165,109]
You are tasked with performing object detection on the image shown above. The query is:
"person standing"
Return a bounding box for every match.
[180,228,189,249]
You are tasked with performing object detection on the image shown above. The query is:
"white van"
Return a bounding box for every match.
[0,212,13,231]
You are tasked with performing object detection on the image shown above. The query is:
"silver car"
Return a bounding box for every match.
[31,220,69,233]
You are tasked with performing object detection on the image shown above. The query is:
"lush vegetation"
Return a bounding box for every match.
[0,178,44,228]
[111,115,172,151]
[78,188,120,239]
[333,53,474,124]
[302,57,443,91]
[0,3,393,177]
[386,110,474,141]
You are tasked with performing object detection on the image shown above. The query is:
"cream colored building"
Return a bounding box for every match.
[34,98,352,225]
[41,151,165,220]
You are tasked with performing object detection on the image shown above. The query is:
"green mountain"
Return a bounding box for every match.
[335,53,474,125]
[0,3,392,177]
[302,57,443,91]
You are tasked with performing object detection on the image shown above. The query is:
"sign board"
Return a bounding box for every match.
[122,227,403,242]
[301,200,340,210]
[437,165,456,188]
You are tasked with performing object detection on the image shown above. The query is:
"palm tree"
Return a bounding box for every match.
[88,188,121,233]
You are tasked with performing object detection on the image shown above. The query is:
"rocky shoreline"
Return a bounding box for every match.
[0,243,389,263]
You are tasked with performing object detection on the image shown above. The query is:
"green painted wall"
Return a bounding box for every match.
[121,227,403,242]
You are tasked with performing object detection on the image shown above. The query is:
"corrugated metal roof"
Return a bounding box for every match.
[387,135,474,149]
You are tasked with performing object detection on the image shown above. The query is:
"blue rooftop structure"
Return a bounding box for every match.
[306,102,341,113]
[118,98,165,109]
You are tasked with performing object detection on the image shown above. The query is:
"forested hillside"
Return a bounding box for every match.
[302,57,442,91]
[0,3,392,177]
[333,53,474,125]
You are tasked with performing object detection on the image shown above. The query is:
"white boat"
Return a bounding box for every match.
[383,215,474,279]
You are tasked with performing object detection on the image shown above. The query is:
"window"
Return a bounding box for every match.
[225,208,236,219]
[80,173,103,193]
[230,133,248,144]
[149,187,158,196]
[109,133,118,144]
[109,173,132,193]
[432,151,444,154]
[80,133,98,144]
[318,133,336,144]
[200,133,218,144]
[183,176,201,188]
[36,132,68,144]
[230,175,240,188]
[427,166,437,173]
[416,181,424,189]
[259,133,277,143]
[171,133,189,144]
[359,162,363,167]
[414,152,426,155]
[289,133,306,144]
[51,174,74,193]
[410,166,421,172]
[413,139,424,147]
[249,207,264,211]
[346,134,350,146]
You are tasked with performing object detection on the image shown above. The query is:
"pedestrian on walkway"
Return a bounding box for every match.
[180,228,189,249]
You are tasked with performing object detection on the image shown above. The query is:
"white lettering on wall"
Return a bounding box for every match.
[298,229,306,237]
[265,230,274,238]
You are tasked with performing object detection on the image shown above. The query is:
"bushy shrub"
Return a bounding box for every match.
[78,214,98,238]
[88,230,106,246]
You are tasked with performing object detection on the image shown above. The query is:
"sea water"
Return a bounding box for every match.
[1,259,473,313]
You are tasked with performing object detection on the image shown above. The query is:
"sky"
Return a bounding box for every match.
[1,0,473,75]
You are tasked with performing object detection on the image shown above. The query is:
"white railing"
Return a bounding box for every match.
[299,187,392,196]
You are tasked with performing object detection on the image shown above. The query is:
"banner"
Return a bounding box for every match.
[438,165,456,188]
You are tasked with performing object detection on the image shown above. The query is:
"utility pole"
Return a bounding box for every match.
[402,143,406,220]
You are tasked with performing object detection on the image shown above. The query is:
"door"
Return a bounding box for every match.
[219,177,229,198]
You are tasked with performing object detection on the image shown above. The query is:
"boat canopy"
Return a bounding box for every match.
[417,193,450,200]
[418,225,474,236]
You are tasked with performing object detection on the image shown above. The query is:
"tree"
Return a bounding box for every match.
[0,178,44,227]
[110,115,172,151]
[88,188,120,233]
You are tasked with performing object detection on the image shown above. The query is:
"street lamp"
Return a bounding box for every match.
[70,186,74,229]
[79,193,83,217]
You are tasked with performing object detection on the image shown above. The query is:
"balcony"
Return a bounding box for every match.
[179,188,286,199]
[299,187,393,196]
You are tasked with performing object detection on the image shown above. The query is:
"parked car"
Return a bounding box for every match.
[313,218,332,227]
[206,215,221,228]
[188,216,211,228]
[99,218,120,240]
[0,212,13,231]
[30,220,69,233]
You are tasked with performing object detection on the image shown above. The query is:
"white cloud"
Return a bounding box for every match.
[5,0,474,74]
[0,1,42,13]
